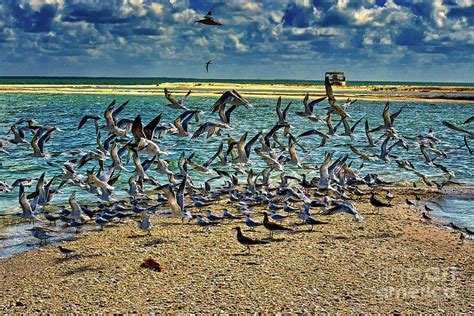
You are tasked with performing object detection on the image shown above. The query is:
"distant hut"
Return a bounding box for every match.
[325,71,346,86]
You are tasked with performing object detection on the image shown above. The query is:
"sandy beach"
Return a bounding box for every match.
[0,187,472,314]
[0,82,473,102]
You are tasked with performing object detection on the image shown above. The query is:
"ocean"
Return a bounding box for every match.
[0,77,473,253]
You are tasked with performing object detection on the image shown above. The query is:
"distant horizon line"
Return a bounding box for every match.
[0,75,472,84]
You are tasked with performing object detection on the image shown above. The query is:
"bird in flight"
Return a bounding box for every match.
[196,11,223,26]
[206,60,213,73]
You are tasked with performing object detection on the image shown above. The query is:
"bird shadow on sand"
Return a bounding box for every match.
[60,265,102,276]
[231,252,254,257]
[243,229,260,233]
[160,221,193,227]
[191,229,218,234]
[142,238,168,247]
[330,235,351,240]
[360,232,403,239]
[231,254,263,261]
[127,233,147,238]
[291,222,308,227]
[261,237,286,242]
[230,251,263,259]
[289,229,319,234]
[241,261,261,265]
[53,252,99,264]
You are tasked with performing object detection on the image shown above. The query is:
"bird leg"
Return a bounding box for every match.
[372,206,379,215]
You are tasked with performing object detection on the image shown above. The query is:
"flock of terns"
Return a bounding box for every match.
[0,76,473,255]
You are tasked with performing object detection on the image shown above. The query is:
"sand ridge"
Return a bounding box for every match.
[0,82,473,102]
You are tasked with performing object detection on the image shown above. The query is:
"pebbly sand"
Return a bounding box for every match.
[0,82,473,103]
[0,187,472,313]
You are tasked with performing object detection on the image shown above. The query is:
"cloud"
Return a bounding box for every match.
[282,2,315,27]
[149,2,164,16]
[447,4,474,24]
[394,26,425,46]
[0,0,472,81]
[62,4,135,24]
[228,33,249,52]
[7,0,58,33]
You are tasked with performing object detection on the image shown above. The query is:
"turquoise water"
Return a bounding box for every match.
[0,86,473,229]
[432,195,474,230]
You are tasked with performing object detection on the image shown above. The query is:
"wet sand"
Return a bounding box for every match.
[0,82,473,102]
[0,187,472,313]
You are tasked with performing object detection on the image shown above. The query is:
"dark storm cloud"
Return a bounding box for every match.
[282,3,314,28]
[393,0,430,17]
[394,26,425,46]
[318,8,354,26]
[7,1,57,33]
[132,27,161,36]
[447,5,474,23]
[62,4,135,24]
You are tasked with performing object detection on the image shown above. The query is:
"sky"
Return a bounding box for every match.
[0,0,473,82]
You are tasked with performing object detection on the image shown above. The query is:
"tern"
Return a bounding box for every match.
[58,246,75,258]
[262,212,292,239]
[211,90,252,113]
[223,209,241,219]
[442,120,474,138]
[102,100,128,136]
[324,201,364,221]
[164,88,191,110]
[275,97,292,125]
[295,94,326,122]
[245,215,262,230]
[78,115,100,134]
[270,210,287,221]
[195,11,223,26]
[29,227,54,244]
[8,125,27,144]
[18,184,39,221]
[236,131,262,163]
[205,60,213,73]
[232,227,268,254]
[196,215,218,227]
[31,128,56,158]
[192,121,232,139]
[205,210,223,221]
[156,173,187,216]
[370,192,391,213]
[138,212,153,236]
[302,212,328,231]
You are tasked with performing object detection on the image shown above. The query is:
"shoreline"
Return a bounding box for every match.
[1,184,473,258]
[0,82,473,102]
[0,187,472,313]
